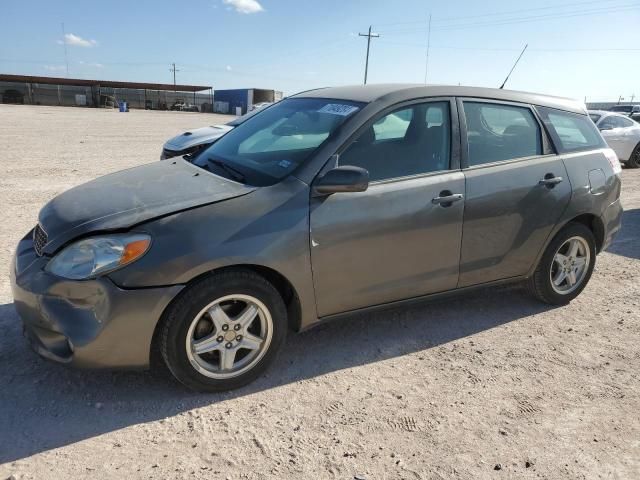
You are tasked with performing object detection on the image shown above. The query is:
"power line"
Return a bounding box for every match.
[434,4,639,30]
[382,4,638,33]
[436,0,630,21]
[375,0,631,28]
[358,26,380,84]
[372,42,640,52]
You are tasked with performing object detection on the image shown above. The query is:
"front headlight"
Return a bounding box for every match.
[45,233,151,280]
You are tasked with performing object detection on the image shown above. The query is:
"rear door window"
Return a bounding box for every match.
[615,116,636,128]
[537,107,607,153]
[462,102,542,166]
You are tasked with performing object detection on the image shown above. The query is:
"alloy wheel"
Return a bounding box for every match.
[185,294,273,379]
[550,236,591,295]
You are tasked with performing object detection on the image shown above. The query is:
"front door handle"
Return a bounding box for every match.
[432,192,464,206]
[539,174,563,187]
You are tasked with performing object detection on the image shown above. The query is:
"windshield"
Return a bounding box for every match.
[225,106,265,127]
[589,113,602,123]
[195,98,363,186]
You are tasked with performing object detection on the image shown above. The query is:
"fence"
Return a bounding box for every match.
[0,81,214,111]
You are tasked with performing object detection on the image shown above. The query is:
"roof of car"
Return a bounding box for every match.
[293,83,586,114]
[588,109,626,117]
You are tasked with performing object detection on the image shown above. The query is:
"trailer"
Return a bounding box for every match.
[213,88,283,115]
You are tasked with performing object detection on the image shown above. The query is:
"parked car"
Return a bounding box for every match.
[170,101,199,112]
[589,110,640,168]
[609,104,640,120]
[11,84,622,392]
[250,101,273,111]
[161,106,268,159]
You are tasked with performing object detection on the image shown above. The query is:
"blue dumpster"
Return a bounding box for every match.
[118,101,128,112]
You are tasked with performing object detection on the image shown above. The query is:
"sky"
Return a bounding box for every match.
[1,0,639,102]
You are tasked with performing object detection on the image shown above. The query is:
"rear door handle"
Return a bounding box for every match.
[432,193,464,206]
[538,175,563,187]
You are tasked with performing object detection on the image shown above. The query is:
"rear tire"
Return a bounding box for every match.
[160,270,287,392]
[527,223,596,305]
[627,144,640,168]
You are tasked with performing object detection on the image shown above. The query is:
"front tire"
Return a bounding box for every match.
[627,144,640,168]
[160,270,287,392]
[527,223,596,305]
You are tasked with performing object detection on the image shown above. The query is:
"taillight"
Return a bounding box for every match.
[603,148,622,175]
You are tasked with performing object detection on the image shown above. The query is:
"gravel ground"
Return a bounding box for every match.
[0,104,638,480]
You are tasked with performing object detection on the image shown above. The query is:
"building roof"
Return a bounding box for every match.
[294,83,586,114]
[0,74,211,92]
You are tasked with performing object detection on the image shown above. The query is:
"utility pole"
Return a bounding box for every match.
[359,26,379,85]
[170,63,180,92]
[617,95,624,104]
[61,22,69,77]
[424,14,432,84]
[631,93,636,104]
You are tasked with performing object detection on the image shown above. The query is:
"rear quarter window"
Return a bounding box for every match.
[537,107,606,153]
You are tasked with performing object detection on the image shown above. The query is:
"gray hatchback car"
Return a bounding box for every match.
[11,84,623,391]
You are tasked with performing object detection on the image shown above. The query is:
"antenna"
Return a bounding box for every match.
[61,22,69,77]
[499,44,528,89]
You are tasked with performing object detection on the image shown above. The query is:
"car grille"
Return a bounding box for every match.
[33,224,48,256]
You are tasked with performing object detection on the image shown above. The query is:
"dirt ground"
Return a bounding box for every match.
[0,104,638,480]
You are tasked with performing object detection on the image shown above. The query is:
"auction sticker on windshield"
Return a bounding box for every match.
[318,104,360,116]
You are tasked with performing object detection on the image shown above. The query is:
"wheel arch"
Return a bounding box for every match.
[526,212,605,281]
[150,263,302,369]
[565,213,605,253]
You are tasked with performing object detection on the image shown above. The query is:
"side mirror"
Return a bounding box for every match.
[313,166,369,196]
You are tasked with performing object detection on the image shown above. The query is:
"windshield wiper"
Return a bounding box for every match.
[206,158,246,183]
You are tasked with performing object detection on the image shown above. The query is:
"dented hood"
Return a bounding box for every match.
[38,159,255,254]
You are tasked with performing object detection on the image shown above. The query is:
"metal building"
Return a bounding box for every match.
[213,88,284,115]
[0,74,213,111]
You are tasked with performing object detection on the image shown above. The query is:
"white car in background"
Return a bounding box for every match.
[161,105,271,160]
[589,110,640,168]
[249,101,273,111]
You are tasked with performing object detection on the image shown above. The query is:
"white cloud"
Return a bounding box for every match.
[57,33,97,47]
[43,65,66,72]
[223,0,264,14]
[79,61,104,68]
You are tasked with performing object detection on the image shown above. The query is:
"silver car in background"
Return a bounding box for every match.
[589,110,640,168]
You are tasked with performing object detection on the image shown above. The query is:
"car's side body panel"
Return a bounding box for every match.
[458,155,572,287]
[309,171,465,317]
[108,175,320,330]
[557,150,622,236]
